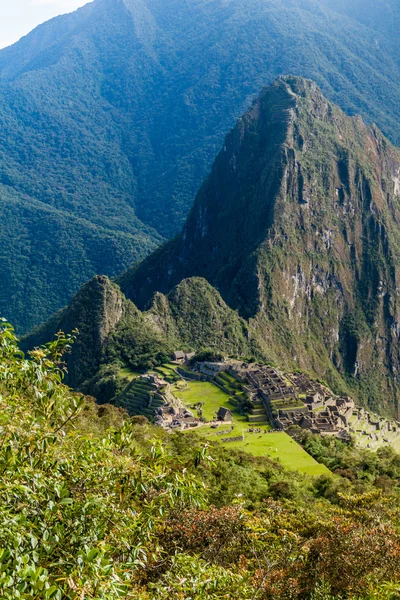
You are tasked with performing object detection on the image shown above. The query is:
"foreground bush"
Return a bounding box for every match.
[0,320,399,598]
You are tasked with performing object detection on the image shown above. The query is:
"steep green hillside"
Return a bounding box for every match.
[148,277,260,357]
[23,275,258,397]
[2,0,400,330]
[120,76,400,415]
[23,275,170,390]
[0,184,157,333]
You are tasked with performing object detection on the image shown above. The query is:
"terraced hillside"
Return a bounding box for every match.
[152,364,181,383]
[349,409,400,452]
[117,375,168,421]
[115,362,329,475]
[177,378,329,476]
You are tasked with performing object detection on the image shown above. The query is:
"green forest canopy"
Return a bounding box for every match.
[1,0,400,331]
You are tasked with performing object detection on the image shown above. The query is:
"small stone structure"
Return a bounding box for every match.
[221,435,245,443]
[176,367,206,381]
[217,407,233,422]
[199,362,229,376]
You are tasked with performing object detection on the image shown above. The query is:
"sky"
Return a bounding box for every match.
[0,0,92,49]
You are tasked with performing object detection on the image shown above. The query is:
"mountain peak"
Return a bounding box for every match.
[275,74,325,99]
[119,76,352,309]
[119,77,400,411]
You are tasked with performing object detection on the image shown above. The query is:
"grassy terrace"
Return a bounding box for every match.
[270,398,306,410]
[172,380,231,421]
[214,371,248,405]
[174,375,328,476]
[152,364,180,382]
[197,425,329,476]
[117,377,166,420]
[119,364,180,384]
[119,367,141,381]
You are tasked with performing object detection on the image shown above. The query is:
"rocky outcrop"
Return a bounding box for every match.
[120,77,400,414]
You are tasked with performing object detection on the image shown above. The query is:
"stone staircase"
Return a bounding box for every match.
[247,397,269,424]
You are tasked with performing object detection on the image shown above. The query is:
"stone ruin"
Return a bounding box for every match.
[154,404,198,429]
[221,434,245,443]
[349,407,400,441]
[138,358,363,441]
[226,363,355,437]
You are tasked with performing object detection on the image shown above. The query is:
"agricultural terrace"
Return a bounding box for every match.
[172,375,329,476]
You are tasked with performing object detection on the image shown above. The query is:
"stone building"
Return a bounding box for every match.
[217,407,233,422]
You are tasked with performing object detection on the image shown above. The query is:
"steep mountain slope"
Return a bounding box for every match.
[321,0,400,61]
[2,0,400,331]
[0,184,157,332]
[24,274,257,394]
[121,76,400,414]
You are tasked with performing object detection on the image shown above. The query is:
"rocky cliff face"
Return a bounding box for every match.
[120,77,400,413]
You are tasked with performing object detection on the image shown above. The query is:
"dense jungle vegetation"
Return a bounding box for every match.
[1,0,400,331]
[1,320,400,599]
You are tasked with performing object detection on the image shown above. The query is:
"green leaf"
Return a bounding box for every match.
[59,498,73,505]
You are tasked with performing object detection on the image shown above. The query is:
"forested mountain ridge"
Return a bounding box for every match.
[120,76,400,414]
[0,184,158,332]
[27,77,400,414]
[2,0,400,332]
[24,274,260,395]
[321,0,400,56]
